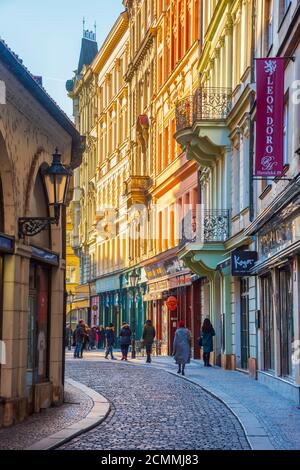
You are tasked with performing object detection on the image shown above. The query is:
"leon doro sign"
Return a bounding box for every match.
[255,58,285,177]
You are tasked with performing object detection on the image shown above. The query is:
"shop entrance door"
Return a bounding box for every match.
[279,265,294,378]
[240,278,250,370]
[26,263,50,410]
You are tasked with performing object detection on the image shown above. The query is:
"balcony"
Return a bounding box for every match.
[178,209,230,277]
[175,88,232,167]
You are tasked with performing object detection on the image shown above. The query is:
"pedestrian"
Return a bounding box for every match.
[119,322,132,361]
[200,318,216,367]
[80,323,90,357]
[74,320,87,358]
[90,326,97,350]
[105,323,116,360]
[173,320,191,376]
[142,319,156,363]
[97,326,106,350]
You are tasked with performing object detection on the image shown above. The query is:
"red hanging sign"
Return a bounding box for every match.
[255,58,285,177]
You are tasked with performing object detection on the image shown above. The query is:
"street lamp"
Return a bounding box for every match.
[129,268,140,359]
[67,291,74,350]
[19,149,72,238]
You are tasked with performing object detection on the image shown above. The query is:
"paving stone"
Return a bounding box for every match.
[0,382,93,450]
[59,360,250,451]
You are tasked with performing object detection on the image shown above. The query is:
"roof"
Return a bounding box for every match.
[0,39,83,169]
[77,35,98,76]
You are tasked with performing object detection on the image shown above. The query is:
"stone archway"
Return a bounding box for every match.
[0,131,16,236]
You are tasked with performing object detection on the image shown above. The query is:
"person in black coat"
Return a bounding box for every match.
[119,322,132,361]
[200,318,216,367]
[105,323,116,360]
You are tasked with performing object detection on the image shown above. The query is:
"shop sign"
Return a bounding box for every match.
[32,246,59,265]
[0,234,14,253]
[166,296,177,311]
[255,58,285,177]
[231,250,258,276]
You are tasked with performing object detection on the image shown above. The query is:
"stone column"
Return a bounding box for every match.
[0,245,31,426]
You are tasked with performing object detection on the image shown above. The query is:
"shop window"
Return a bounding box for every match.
[27,263,50,387]
[261,274,275,371]
[279,265,294,377]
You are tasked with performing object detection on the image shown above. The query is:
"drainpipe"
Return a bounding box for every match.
[249,0,259,377]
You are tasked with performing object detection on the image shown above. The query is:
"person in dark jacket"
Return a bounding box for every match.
[97,326,106,349]
[119,322,132,361]
[142,320,156,363]
[89,326,97,350]
[201,318,216,367]
[105,323,116,360]
[80,324,90,357]
[74,320,87,358]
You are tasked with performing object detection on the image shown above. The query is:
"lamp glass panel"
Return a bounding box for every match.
[43,174,56,205]
[54,174,68,205]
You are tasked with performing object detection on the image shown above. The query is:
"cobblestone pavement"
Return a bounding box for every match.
[0,382,93,450]
[137,356,300,450]
[60,359,250,450]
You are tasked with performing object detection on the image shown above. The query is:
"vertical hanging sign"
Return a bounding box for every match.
[255,58,285,177]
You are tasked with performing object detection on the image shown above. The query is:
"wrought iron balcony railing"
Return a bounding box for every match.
[180,209,230,247]
[176,88,232,132]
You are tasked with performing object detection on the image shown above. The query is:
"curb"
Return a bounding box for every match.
[162,369,275,451]
[26,378,111,451]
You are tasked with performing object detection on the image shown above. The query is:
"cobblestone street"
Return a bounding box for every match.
[60,359,250,451]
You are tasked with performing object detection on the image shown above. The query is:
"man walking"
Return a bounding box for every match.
[74,320,86,358]
[105,323,116,360]
[142,319,156,363]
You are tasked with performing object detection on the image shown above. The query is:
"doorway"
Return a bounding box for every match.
[26,262,50,410]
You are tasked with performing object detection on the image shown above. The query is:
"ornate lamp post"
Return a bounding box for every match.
[67,291,74,350]
[129,268,140,359]
[19,149,72,238]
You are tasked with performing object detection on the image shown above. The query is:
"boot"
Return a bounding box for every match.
[177,365,181,374]
[182,366,185,376]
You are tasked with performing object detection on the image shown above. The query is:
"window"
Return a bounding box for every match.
[279,265,294,377]
[266,0,273,52]
[279,0,291,22]
[262,274,275,371]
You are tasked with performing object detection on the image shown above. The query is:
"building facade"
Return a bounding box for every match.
[175,0,300,404]
[246,0,300,404]
[0,39,82,426]
[175,0,255,370]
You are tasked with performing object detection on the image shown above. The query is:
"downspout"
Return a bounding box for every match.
[249,0,259,376]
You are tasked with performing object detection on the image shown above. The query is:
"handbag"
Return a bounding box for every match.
[197,336,202,348]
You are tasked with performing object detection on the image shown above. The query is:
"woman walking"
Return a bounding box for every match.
[173,320,191,376]
[119,322,132,361]
[142,320,156,363]
[201,318,216,367]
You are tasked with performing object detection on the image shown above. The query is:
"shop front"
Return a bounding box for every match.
[247,191,300,405]
[27,247,58,413]
[97,274,121,333]
[90,282,100,327]
[120,269,147,344]
[144,257,202,357]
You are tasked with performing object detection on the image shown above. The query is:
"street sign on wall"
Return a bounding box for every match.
[231,250,258,276]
